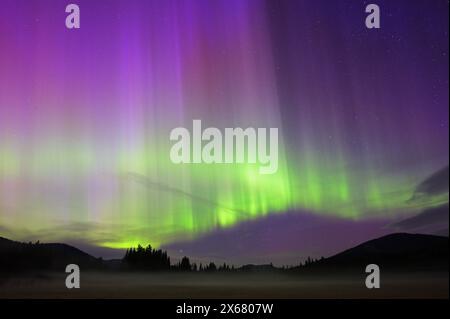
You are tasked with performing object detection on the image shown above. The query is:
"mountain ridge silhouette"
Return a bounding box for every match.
[0,233,448,273]
[0,236,103,272]
[298,233,448,272]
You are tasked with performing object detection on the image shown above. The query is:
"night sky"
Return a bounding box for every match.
[0,0,448,264]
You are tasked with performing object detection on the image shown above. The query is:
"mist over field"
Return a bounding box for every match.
[1,271,448,299]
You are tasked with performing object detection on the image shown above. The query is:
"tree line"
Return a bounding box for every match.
[122,244,323,272]
[123,244,235,272]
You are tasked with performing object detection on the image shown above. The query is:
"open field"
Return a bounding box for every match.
[1,271,448,299]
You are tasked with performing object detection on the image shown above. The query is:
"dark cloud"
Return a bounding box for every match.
[390,204,449,236]
[393,167,449,236]
[163,210,390,266]
[412,166,449,200]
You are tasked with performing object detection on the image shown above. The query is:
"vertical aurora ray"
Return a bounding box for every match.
[0,0,448,251]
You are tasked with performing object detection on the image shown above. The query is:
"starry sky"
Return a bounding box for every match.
[0,0,448,263]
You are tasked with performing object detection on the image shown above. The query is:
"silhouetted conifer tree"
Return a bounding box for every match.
[123,244,171,271]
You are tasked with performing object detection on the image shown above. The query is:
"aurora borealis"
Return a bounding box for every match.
[0,0,448,261]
